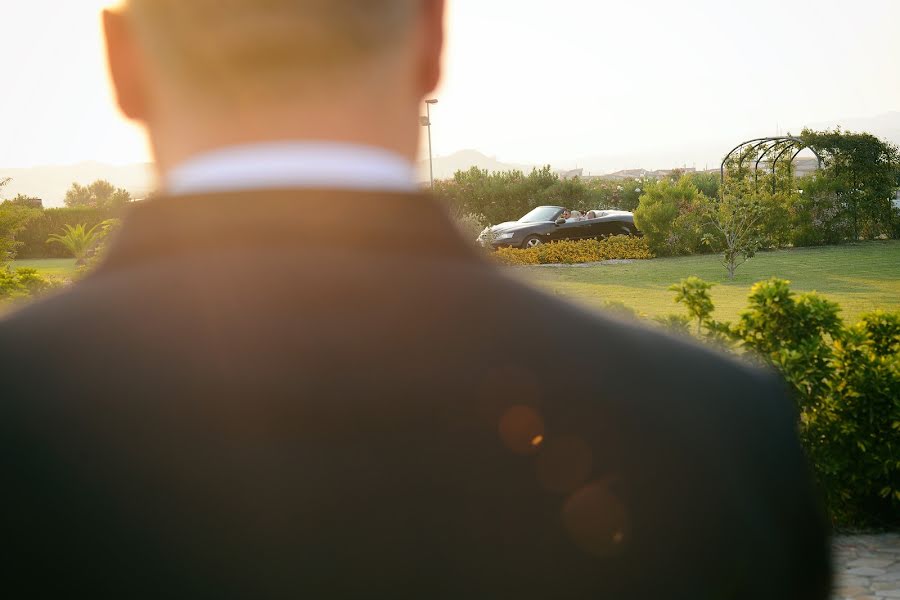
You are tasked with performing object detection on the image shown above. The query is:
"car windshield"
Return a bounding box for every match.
[519,206,564,223]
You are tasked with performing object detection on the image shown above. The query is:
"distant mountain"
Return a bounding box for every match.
[0,162,154,207]
[418,149,536,181]
[805,111,900,146]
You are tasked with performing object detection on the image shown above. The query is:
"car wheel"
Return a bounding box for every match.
[522,236,543,249]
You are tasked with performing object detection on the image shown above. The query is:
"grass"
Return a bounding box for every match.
[11,258,78,278]
[510,240,900,324]
[10,242,900,324]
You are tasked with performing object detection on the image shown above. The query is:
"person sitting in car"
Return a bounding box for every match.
[560,209,571,220]
[566,210,584,223]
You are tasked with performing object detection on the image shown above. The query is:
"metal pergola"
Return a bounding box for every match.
[720,136,824,193]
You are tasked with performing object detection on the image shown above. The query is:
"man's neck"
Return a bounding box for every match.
[147,93,421,181]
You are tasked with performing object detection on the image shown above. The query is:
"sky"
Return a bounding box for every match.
[2,0,900,171]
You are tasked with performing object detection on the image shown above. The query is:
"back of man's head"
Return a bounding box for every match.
[107,0,444,170]
[125,0,420,96]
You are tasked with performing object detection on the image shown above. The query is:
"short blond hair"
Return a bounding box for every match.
[126,0,417,93]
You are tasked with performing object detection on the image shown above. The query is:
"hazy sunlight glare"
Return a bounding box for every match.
[2,0,899,171]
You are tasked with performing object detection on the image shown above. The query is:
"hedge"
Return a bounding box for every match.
[492,236,654,265]
[15,207,119,259]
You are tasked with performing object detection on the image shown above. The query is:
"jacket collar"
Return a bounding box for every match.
[97,189,479,273]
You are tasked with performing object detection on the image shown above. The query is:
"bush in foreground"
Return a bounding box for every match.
[0,268,57,301]
[492,236,654,265]
[664,277,899,529]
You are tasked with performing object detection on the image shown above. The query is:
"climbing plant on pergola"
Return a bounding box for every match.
[719,136,823,195]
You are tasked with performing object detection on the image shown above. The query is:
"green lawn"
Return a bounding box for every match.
[11,242,900,324]
[510,240,900,324]
[11,258,78,278]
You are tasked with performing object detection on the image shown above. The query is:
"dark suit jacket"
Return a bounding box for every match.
[0,191,829,598]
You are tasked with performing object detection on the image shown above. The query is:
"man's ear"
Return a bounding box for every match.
[103,8,149,122]
[419,0,445,96]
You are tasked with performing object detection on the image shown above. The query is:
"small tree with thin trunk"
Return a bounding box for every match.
[704,194,767,279]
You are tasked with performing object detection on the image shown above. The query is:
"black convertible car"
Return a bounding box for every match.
[477,206,641,249]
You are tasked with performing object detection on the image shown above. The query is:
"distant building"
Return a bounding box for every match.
[558,168,583,180]
[893,190,900,209]
[591,167,696,182]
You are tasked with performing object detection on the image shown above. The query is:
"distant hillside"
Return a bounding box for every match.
[806,111,900,147]
[418,149,536,181]
[0,162,154,207]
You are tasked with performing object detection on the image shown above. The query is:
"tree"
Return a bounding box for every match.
[64,180,133,209]
[47,223,106,264]
[704,193,767,279]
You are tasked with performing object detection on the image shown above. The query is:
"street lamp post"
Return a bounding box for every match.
[422,99,438,191]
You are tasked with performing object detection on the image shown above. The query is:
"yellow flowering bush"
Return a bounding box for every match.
[492,236,654,265]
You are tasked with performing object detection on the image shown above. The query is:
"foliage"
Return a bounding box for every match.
[686,171,720,199]
[0,268,56,301]
[452,213,487,244]
[47,223,107,264]
[789,173,852,246]
[668,276,715,335]
[64,180,133,210]
[492,235,653,265]
[435,166,561,225]
[653,313,693,334]
[800,128,900,241]
[804,313,900,526]
[633,176,708,256]
[703,193,768,279]
[0,204,40,265]
[602,300,641,320]
[15,207,117,259]
[2,194,43,209]
[435,167,644,226]
[667,277,899,527]
[79,219,122,273]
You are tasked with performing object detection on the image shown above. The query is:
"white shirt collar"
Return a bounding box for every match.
[165,142,419,196]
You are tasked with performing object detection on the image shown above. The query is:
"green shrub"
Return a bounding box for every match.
[803,315,900,527]
[0,268,56,301]
[492,236,654,266]
[633,177,708,256]
[666,277,899,528]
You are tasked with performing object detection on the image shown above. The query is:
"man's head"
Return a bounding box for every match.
[105,0,445,172]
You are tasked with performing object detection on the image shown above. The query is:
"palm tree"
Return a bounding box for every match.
[47,223,105,265]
